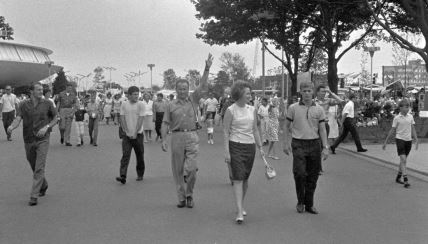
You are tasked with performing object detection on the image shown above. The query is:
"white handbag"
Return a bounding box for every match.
[261,155,276,180]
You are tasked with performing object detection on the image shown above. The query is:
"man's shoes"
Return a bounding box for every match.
[93,143,98,146]
[305,206,319,214]
[65,143,72,146]
[60,138,64,144]
[357,148,368,152]
[7,137,12,141]
[136,176,143,181]
[177,200,186,208]
[395,176,404,184]
[39,185,48,197]
[404,182,411,188]
[90,138,93,144]
[186,196,194,208]
[28,197,38,206]
[330,146,336,154]
[296,203,304,213]
[81,139,84,145]
[115,177,126,184]
[76,144,81,147]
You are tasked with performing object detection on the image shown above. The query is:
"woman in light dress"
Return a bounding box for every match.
[142,93,154,142]
[103,93,113,125]
[266,98,280,159]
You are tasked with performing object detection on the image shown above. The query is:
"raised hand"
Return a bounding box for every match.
[205,53,213,69]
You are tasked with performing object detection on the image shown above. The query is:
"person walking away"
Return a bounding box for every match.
[0,85,19,141]
[112,94,121,125]
[266,98,280,160]
[204,92,218,121]
[74,102,86,146]
[86,95,102,146]
[142,93,154,142]
[223,81,264,224]
[7,82,58,206]
[153,93,167,142]
[383,100,419,188]
[103,93,113,125]
[57,83,78,146]
[161,53,213,209]
[330,93,367,154]
[257,98,269,145]
[206,117,214,144]
[115,86,146,184]
[283,82,329,214]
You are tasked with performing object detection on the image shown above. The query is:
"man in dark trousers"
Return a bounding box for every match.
[330,93,367,154]
[8,82,58,206]
[57,83,78,146]
[283,82,329,214]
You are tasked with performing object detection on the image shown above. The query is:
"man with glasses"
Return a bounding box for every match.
[0,85,19,141]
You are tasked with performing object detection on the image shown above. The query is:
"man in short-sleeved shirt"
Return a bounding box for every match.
[116,86,146,184]
[283,82,329,214]
[204,92,218,120]
[57,84,78,145]
[0,85,19,140]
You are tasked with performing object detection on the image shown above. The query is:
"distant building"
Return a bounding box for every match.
[382,59,428,87]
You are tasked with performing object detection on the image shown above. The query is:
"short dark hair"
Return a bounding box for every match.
[398,99,410,107]
[175,79,189,89]
[316,85,327,93]
[128,86,139,95]
[43,89,52,96]
[261,97,268,102]
[157,93,164,98]
[66,83,73,87]
[30,81,43,91]
[231,81,252,101]
[349,93,356,100]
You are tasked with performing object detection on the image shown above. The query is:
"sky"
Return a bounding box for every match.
[0,0,404,88]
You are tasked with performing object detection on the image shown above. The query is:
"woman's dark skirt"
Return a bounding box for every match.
[229,140,256,181]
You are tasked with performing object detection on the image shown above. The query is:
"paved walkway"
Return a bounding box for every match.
[1,123,428,244]
[339,142,428,176]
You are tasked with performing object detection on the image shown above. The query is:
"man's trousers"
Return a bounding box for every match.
[24,138,49,199]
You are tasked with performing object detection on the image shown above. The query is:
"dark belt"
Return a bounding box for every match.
[292,138,320,142]
[172,128,197,133]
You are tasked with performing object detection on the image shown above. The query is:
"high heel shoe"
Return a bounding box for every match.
[235,216,244,224]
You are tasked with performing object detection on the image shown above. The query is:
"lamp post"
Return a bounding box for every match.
[103,66,116,90]
[44,60,54,84]
[131,70,148,89]
[147,64,155,90]
[363,46,380,100]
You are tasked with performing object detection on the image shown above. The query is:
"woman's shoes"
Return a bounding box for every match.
[242,210,247,216]
[235,216,244,224]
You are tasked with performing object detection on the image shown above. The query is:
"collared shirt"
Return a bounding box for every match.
[58,91,78,109]
[0,93,18,112]
[17,98,57,143]
[342,100,354,118]
[86,101,102,118]
[204,98,218,112]
[163,98,198,131]
[258,105,269,118]
[315,97,338,121]
[153,100,168,113]
[286,101,325,140]
[392,113,415,141]
[142,100,154,116]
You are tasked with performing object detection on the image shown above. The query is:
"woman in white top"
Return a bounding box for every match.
[103,93,113,125]
[223,81,264,224]
[142,93,154,142]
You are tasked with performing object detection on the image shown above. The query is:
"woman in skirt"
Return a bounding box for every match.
[142,92,154,142]
[223,81,264,224]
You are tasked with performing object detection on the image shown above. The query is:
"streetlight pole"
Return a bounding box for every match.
[147,64,155,90]
[103,66,116,90]
[363,46,380,100]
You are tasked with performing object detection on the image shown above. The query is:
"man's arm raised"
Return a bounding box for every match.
[192,53,213,103]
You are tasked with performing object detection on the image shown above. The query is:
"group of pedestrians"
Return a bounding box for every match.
[1,53,419,226]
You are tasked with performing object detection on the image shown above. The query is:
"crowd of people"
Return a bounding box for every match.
[0,53,419,225]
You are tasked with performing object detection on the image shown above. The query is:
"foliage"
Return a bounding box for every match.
[152,85,161,92]
[0,16,14,40]
[163,68,178,90]
[93,66,105,86]
[219,52,251,81]
[185,69,201,89]
[299,48,327,74]
[360,52,371,85]
[212,70,231,97]
[52,70,68,95]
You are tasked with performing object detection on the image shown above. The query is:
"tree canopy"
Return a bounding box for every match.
[0,16,14,40]
[163,69,178,90]
[219,52,251,81]
[52,70,68,95]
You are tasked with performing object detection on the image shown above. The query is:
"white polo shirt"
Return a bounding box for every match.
[392,113,415,141]
[0,93,18,112]
[342,100,354,118]
[204,98,218,112]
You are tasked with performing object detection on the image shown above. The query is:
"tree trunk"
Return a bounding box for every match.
[327,53,339,94]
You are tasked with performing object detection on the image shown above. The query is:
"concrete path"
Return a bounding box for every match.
[1,123,428,244]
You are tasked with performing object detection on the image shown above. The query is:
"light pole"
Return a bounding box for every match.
[147,64,155,90]
[363,46,380,100]
[131,70,148,89]
[103,66,116,90]
[44,60,54,84]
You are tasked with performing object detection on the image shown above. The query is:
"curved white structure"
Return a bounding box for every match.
[0,40,62,87]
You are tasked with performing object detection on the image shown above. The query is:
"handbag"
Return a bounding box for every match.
[261,155,276,180]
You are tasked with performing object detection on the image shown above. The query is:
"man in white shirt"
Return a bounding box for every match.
[116,86,146,184]
[204,92,218,120]
[330,93,367,153]
[0,86,19,141]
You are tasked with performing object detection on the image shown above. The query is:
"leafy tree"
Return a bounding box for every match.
[152,85,161,93]
[0,16,14,40]
[93,66,105,88]
[367,0,428,71]
[212,70,231,96]
[219,52,251,82]
[52,70,68,95]
[185,69,201,89]
[299,48,327,74]
[359,52,371,85]
[163,68,178,90]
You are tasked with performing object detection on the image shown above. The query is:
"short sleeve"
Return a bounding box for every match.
[120,102,126,116]
[49,101,58,119]
[392,116,398,128]
[286,105,295,121]
[162,103,171,124]
[0,96,3,104]
[411,115,415,125]
[318,106,326,122]
[16,101,23,117]
[139,102,145,116]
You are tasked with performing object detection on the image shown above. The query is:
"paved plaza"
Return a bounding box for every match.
[1,123,428,244]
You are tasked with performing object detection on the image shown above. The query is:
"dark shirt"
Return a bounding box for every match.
[75,109,86,122]
[58,91,78,109]
[17,98,57,143]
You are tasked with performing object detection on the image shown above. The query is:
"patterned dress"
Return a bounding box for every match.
[266,107,279,142]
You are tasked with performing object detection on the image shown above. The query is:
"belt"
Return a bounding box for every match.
[172,128,197,133]
[292,138,319,142]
